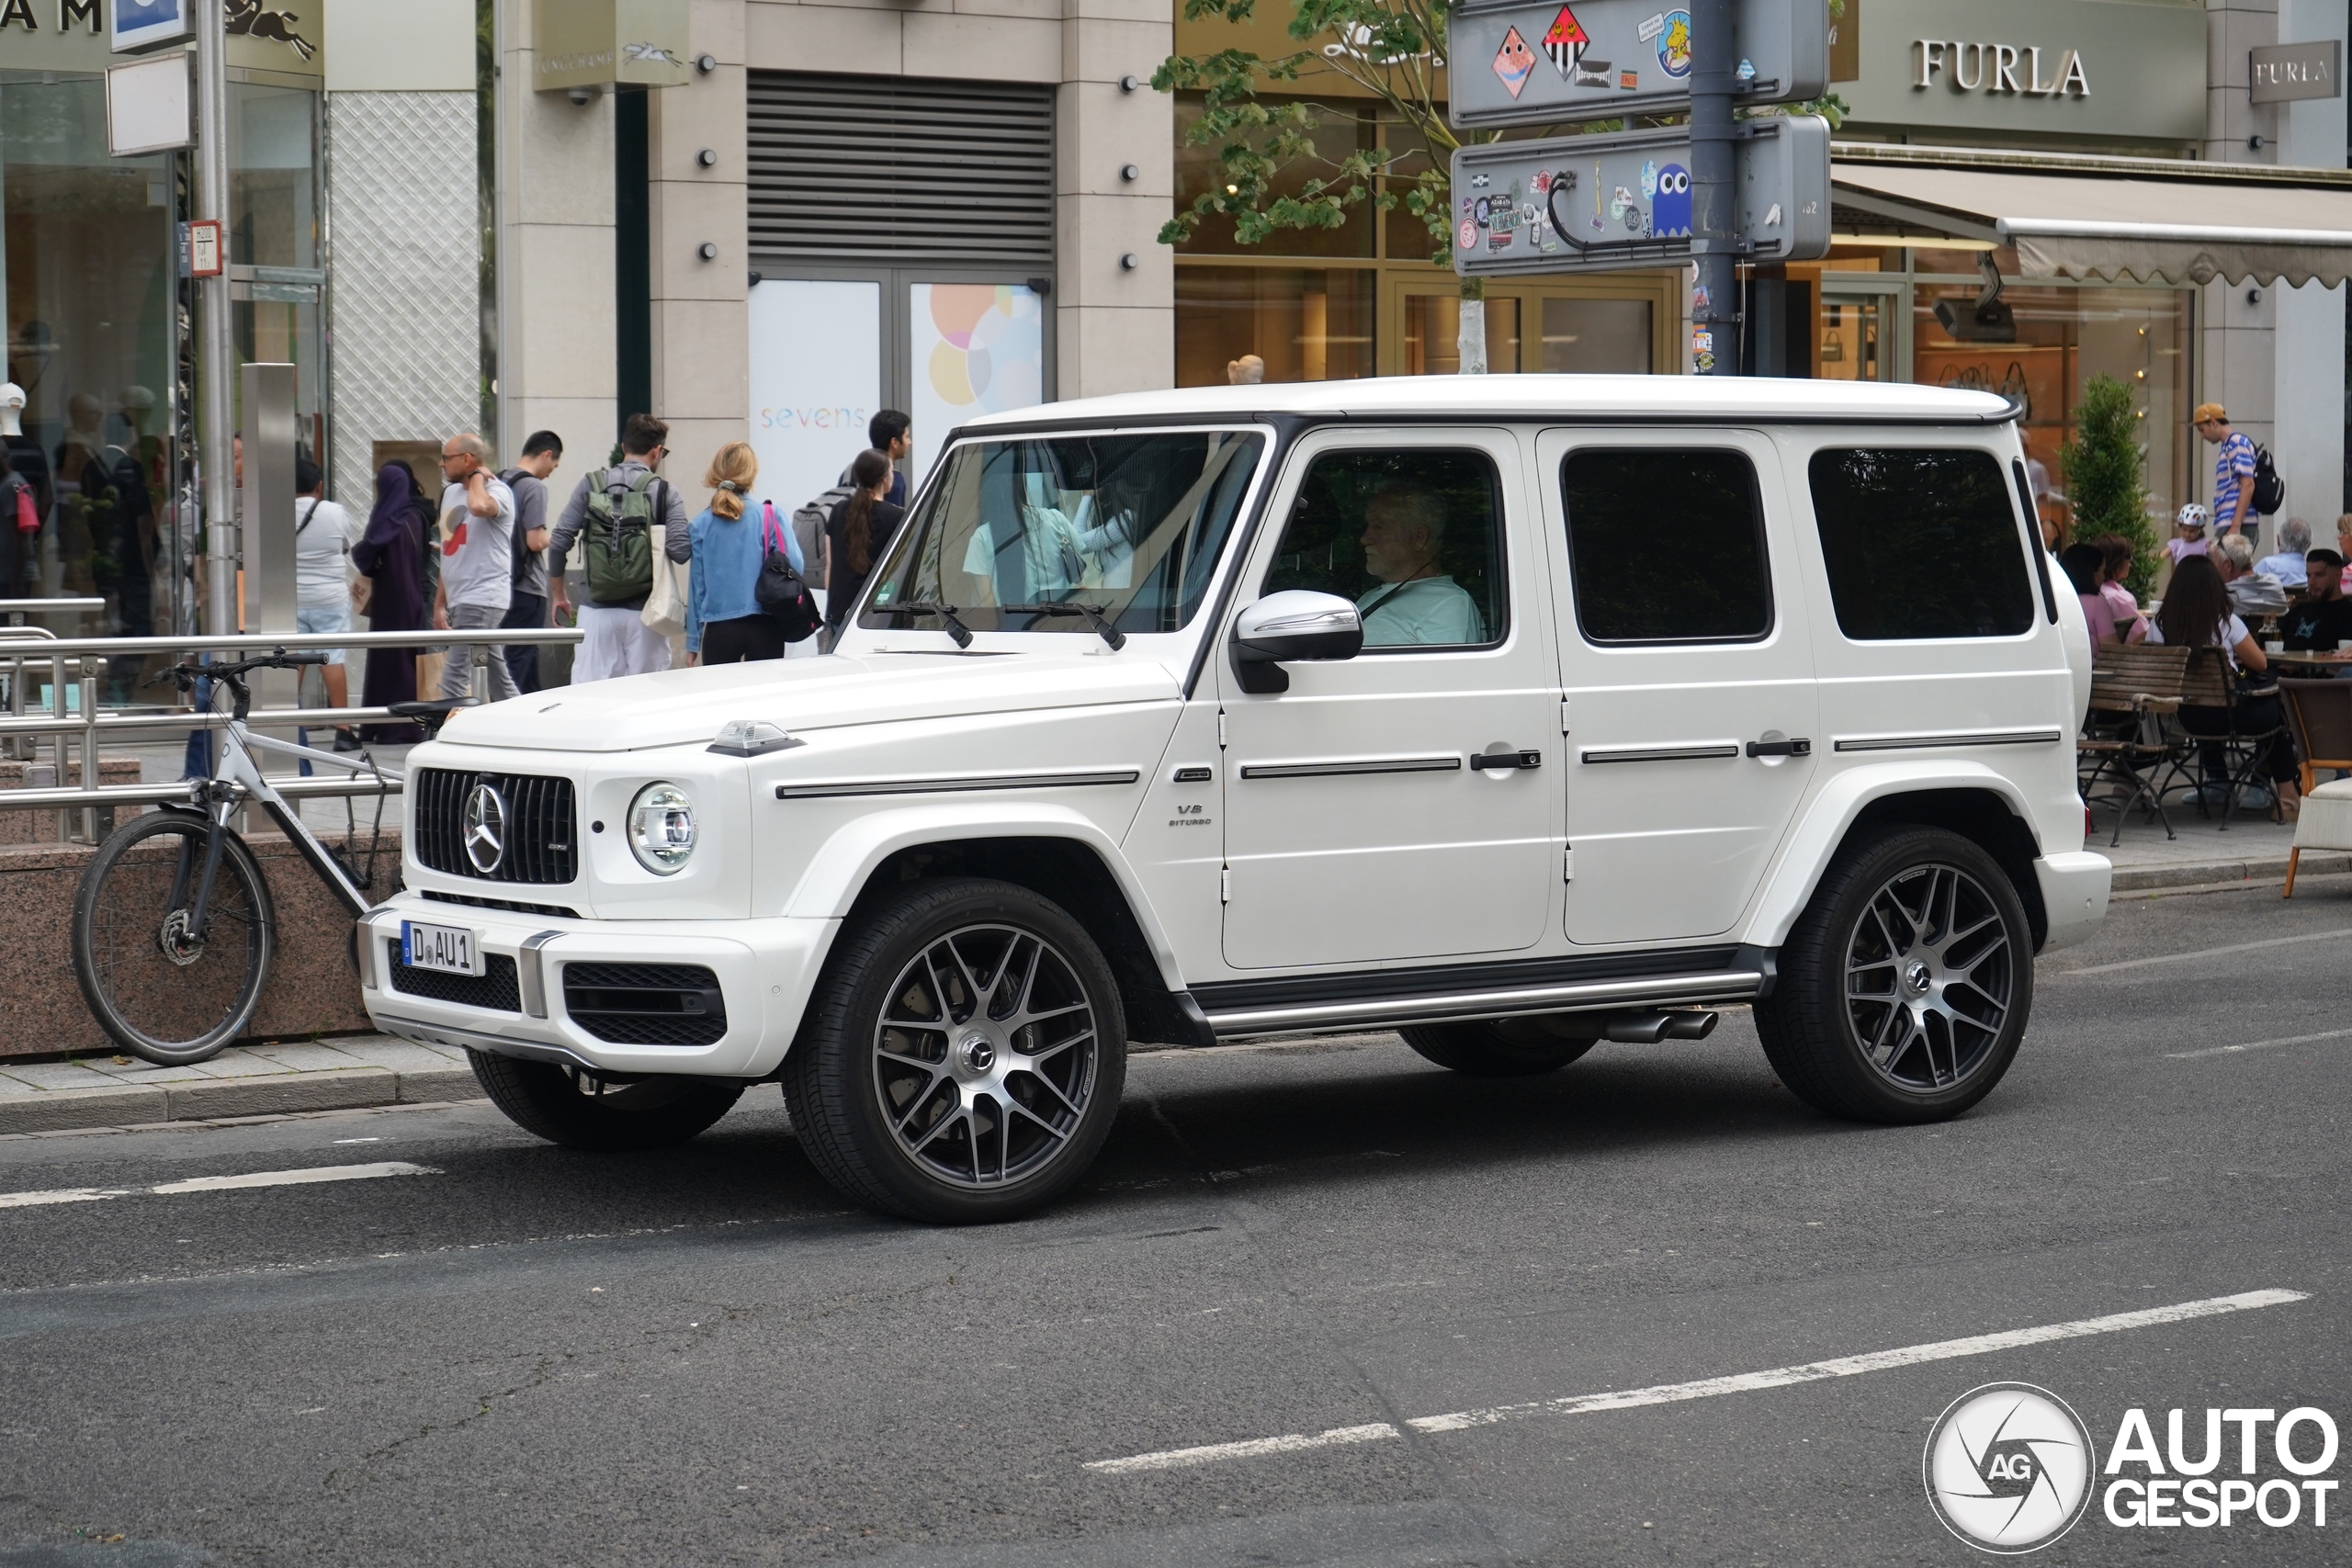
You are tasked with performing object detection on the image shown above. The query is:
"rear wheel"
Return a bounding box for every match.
[468,1051,744,1150]
[785,877,1126,1223]
[72,811,275,1066]
[1754,826,2031,1123]
[1401,1017,1598,1077]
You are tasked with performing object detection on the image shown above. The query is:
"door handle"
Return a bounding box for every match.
[1745,737,1813,758]
[1470,750,1543,771]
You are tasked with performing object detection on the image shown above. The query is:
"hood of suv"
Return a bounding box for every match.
[433,650,1185,752]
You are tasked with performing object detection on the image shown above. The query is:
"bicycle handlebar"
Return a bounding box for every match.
[152,649,330,690]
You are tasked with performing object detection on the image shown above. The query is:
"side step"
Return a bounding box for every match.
[1196,965,1767,1039]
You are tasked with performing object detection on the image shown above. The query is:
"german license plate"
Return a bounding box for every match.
[401,919,481,976]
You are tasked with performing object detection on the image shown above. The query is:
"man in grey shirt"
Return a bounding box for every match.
[548,412,692,681]
[498,429,560,693]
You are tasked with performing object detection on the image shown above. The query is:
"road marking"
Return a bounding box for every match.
[1082,1288,2311,1475]
[0,1162,438,1210]
[2048,927,2352,979]
[2167,1026,2352,1060]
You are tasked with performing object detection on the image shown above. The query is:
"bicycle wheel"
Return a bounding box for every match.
[72,811,277,1066]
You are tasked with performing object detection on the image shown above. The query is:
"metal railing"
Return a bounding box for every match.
[0,627,585,840]
[0,598,108,643]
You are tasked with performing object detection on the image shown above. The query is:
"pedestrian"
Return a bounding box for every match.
[289,457,361,749]
[430,432,521,705]
[686,442,798,666]
[2257,516,2312,587]
[2166,503,2211,570]
[2193,402,2258,540]
[350,461,429,745]
[548,412,690,682]
[847,410,911,509]
[827,448,903,635]
[496,429,560,693]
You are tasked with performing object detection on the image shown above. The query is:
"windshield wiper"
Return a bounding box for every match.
[999,602,1127,650]
[888,602,975,649]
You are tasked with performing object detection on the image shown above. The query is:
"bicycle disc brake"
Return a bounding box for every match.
[157,908,207,967]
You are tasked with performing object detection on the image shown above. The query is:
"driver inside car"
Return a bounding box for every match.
[1354,486,1483,646]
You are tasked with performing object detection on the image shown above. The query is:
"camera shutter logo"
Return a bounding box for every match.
[463,782,508,874]
[1923,1382,2095,1552]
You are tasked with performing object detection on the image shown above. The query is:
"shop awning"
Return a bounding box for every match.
[1831,161,2352,288]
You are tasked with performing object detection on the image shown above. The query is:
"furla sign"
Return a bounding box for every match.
[1838,0,2205,143]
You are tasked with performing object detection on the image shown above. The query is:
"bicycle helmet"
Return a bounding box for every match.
[2176,503,2211,534]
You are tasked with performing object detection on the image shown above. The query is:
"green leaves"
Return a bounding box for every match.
[2063,373,2160,592]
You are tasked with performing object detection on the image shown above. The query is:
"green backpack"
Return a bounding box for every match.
[582,468,662,603]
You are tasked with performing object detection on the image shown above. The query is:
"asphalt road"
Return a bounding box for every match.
[3,882,2349,1566]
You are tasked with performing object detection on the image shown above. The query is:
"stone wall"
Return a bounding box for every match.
[0,829,396,1060]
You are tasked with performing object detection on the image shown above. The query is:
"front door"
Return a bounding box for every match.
[1537,429,1820,946]
[1217,430,1559,970]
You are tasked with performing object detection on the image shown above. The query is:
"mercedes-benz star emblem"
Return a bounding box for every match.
[464,782,508,873]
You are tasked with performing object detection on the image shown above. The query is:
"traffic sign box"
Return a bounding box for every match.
[1450,116,1831,276]
[1450,0,1827,127]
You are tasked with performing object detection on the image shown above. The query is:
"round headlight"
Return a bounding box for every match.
[628,782,696,874]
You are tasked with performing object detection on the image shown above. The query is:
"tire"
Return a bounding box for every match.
[72,812,276,1066]
[1401,1017,1599,1077]
[784,877,1127,1224]
[468,1050,744,1151]
[1754,825,2032,1123]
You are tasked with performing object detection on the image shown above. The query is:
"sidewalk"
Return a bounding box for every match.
[2101,812,2342,893]
[0,1035,480,1136]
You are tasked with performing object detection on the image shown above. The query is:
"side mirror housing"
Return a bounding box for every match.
[1230,590,1363,694]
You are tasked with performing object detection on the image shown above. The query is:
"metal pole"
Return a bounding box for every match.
[1690,0,1739,376]
[197,0,238,635]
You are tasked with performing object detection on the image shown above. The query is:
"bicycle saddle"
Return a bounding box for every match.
[386,697,481,737]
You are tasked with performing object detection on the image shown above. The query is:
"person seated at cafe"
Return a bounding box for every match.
[2279,547,2352,655]
[2090,536,2147,640]
[2147,553,2301,818]
[1355,487,1484,647]
[2060,543,2143,653]
[2257,516,2312,587]
[2216,532,2289,620]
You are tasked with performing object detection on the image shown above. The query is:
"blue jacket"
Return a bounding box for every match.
[686,503,800,653]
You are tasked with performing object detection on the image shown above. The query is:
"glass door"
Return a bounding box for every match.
[1815,276,1906,383]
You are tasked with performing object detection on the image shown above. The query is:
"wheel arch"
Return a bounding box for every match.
[1751,767,2050,953]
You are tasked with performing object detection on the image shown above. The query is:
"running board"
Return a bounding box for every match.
[1197,967,1769,1038]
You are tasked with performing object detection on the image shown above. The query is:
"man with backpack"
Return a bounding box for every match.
[2195,401,2279,542]
[548,412,691,682]
[792,410,912,647]
[497,430,560,693]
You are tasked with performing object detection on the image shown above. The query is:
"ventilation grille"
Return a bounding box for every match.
[413,768,578,886]
[563,962,728,1046]
[747,72,1054,266]
[386,942,523,1012]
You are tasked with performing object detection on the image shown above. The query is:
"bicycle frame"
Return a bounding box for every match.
[188,708,403,924]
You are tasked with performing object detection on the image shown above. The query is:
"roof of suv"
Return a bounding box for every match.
[961,375,2016,432]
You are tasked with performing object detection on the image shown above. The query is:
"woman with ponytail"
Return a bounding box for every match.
[826,447,902,635]
[686,441,798,665]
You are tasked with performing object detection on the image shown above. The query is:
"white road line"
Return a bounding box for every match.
[1082,1288,2310,1476]
[2167,1027,2352,1060]
[2048,927,2352,979]
[0,1162,438,1210]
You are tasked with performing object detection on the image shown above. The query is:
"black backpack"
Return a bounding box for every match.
[499,468,537,585]
[2251,444,2285,516]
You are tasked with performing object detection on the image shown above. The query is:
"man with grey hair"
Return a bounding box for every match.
[1356,486,1484,645]
[432,430,521,703]
[2215,531,2290,620]
[2257,516,2312,587]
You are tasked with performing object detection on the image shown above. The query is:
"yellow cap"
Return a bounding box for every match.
[2194,402,2229,425]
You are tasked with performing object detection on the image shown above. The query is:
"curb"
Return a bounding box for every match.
[0,1065,479,1136]
[2109,850,2351,893]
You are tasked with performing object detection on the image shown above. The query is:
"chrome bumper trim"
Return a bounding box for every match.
[1200,968,1768,1036]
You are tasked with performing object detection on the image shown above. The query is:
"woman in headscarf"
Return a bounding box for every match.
[351,461,428,744]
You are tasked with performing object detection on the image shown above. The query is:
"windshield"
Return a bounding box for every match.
[858,430,1266,637]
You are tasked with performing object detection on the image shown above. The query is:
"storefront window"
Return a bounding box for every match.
[1172,97,1374,260]
[1175,266,1375,386]
[1,73,177,639]
[229,83,325,465]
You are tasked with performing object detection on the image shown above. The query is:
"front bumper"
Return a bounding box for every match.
[357,897,837,1077]
[2033,851,2112,953]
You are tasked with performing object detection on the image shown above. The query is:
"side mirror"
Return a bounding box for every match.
[1230,590,1363,694]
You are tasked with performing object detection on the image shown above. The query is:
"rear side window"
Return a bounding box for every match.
[1808,448,2035,640]
[1560,448,1770,643]
[1266,449,1507,649]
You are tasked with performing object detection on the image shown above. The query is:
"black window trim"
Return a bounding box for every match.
[1272,441,1513,656]
[1559,444,1777,649]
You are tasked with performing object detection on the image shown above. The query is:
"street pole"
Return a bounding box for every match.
[196,0,237,636]
[1690,0,1738,376]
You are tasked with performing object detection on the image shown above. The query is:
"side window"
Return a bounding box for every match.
[1808,448,2036,640]
[1561,448,1770,643]
[1265,449,1507,649]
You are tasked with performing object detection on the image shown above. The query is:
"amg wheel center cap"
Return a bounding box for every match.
[1905,960,1933,995]
[958,1033,997,1073]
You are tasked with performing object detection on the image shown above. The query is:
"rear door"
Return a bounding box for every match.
[1537,429,1820,946]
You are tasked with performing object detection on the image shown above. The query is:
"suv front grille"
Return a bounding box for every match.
[562,962,728,1045]
[413,767,577,885]
[385,940,522,1011]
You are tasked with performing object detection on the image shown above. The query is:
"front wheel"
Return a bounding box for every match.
[784,877,1127,1223]
[72,811,276,1066]
[1401,1017,1598,1077]
[1754,826,2032,1123]
[468,1051,744,1150]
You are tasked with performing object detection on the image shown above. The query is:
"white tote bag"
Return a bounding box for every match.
[640,520,687,637]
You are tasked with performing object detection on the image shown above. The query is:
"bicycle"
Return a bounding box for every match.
[68,650,473,1066]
